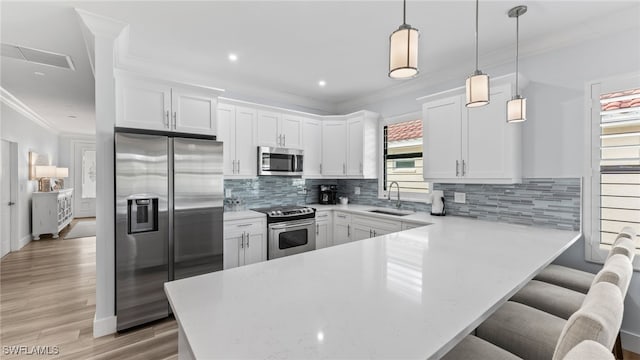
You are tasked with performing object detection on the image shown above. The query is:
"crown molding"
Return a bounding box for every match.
[0,87,59,134]
[75,9,128,40]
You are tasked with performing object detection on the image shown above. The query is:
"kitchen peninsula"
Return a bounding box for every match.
[165,214,580,360]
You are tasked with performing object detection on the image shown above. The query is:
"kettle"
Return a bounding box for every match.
[430,190,445,216]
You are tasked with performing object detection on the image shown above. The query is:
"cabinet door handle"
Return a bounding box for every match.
[373,230,377,237]
[278,134,282,146]
[246,233,250,248]
[8,202,15,206]
[172,112,177,129]
[241,233,244,248]
[232,160,236,174]
[369,229,372,237]
[316,224,319,235]
[462,160,466,176]
[343,163,346,174]
[456,160,460,177]
[347,224,351,237]
[165,110,170,128]
[283,134,286,146]
[320,163,322,173]
[237,160,240,173]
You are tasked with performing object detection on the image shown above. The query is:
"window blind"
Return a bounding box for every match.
[599,88,640,248]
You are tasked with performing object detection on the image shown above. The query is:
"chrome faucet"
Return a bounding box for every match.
[388,181,401,209]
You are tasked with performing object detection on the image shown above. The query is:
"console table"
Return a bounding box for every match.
[32,189,74,240]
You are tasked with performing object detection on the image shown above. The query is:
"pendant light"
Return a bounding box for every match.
[507,5,527,123]
[388,0,419,79]
[466,0,489,107]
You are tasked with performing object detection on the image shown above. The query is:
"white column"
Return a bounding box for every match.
[75,9,127,337]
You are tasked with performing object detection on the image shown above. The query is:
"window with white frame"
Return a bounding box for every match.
[593,86,640,252]
[381,118,430,200]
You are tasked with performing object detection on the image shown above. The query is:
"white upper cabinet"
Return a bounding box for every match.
[171,87,217,135]
[116,74,221,135]
[423,95,463,179]
[217,103,257,178]
[303,118,323,177]
[321,120,348,176]
[420,79,522,183]
[257,111,281,147]
[117,78,171,131]
[346,112,378,178]
[280,114,304,149]
[257,111,304,149]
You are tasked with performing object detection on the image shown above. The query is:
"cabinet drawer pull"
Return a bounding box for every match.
[237,223,252,227]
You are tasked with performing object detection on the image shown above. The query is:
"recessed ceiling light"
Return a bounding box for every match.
[318,80,326,87]
[34,71,45,76]
[228,53,238,62]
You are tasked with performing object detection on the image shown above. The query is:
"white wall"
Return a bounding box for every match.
[341,30,640,350]
[1,104,59,247]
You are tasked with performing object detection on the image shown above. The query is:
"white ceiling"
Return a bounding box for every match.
[1,1,639,135]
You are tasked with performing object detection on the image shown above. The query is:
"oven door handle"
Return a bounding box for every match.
[270,221,315,230]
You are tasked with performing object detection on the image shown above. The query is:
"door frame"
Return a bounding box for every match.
[1,140,19,253]
[72,139,96,218]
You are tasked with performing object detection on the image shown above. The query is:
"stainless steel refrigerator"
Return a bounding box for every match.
[115,128,223,331]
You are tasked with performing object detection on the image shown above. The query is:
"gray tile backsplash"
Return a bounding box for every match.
[225,177,581,231]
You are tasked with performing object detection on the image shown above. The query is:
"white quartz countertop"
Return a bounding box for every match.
[223,209,265,221]
[166,215,580,360]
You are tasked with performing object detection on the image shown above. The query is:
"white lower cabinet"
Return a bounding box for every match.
[223,218,266,269]
[332,211,352,245]
[315,211,333,249]
[351,215,401,240]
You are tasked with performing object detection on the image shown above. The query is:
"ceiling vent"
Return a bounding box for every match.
[1,43,75,71]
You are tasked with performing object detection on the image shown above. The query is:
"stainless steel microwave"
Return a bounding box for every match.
[258,147,304,176]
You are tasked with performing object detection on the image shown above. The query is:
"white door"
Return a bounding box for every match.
[234,107,257,177]
[223,232,242,269]
[423,95,463,180]
[464,86,511,179]
[1,140,13,257]
[321,120,347,176]
[74,142,96,217]
[243,231,265,266]
[256,111,280,147]
[172,88,217,135]
[217,104,236,176]
[280,114,303,149]
[303,118,322,177]
[347,116,364,176]
[117,78,171,131]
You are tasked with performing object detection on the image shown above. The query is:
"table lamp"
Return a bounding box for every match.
[35,165,56,192]
[56,167,69,189]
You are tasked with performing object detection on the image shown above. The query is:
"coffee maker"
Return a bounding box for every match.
[319,185,337,204]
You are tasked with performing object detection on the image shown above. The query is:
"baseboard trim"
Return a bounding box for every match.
[622,329,640,354]
[18,235,31,250]
[93,314,117,338]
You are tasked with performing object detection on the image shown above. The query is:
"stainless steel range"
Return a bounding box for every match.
[252,206,316,260]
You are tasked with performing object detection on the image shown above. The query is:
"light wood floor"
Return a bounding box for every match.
[0,219,177,359]
[1,219,639,359]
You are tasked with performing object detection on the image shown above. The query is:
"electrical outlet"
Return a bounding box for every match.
[225,189,232,198]
[454,192,466,204]
[354,186,361,195]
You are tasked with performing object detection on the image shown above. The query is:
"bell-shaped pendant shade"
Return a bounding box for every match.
[465,71,490,107]
[507,96,526,123]
[389,24,419,79]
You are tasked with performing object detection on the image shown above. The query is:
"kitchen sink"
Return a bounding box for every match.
[368,209,414,216]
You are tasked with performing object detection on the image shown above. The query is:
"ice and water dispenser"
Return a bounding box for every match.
[127,198,159,234]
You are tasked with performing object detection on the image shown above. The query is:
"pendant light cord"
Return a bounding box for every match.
[475,0,479,71]
[515,14,520,95]
[403,0,407,25]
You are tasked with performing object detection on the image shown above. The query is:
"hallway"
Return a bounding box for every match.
[0,221,177,359]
